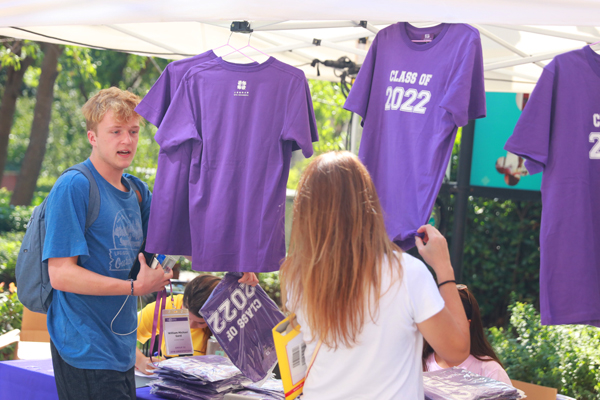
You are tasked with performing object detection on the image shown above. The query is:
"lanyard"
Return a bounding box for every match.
[149,282,174,364]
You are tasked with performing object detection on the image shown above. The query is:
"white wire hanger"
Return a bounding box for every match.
[213,32,257,63]
[227,32,270,61]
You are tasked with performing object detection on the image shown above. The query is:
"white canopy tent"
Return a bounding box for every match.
[0,1,599,94]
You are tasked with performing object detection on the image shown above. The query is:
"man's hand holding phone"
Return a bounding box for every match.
[134,253,173,296]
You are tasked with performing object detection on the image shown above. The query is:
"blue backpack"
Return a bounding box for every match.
[16,163,142,314]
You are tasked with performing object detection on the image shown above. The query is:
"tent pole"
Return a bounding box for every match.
[450,120,475,282]
[251,32,314,62]
[350,113,360,155]
[223,42,313,60]
[270,31,368,56]
[484,48,577,70]
[489,24,600,43]
[485,69,538,82]
[352,20,381,34]
[473,24,545,69]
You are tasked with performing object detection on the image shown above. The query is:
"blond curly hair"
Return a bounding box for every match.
[81,87,142,132]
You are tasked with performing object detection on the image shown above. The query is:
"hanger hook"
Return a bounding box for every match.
[226,31,233,45]
[247,32,253,46]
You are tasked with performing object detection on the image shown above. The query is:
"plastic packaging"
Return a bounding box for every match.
[150,355,253,399]
[158,355,243,382]
[201,272,285,382]
[151,254,178,273]
[423,367,525,400]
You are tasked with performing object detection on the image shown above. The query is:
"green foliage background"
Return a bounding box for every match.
[489,302,600,399]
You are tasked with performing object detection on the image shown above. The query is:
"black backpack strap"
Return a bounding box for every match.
[63,163,100,232]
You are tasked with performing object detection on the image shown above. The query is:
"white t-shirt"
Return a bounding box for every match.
[293,253,445,400]
[425,353,512,386]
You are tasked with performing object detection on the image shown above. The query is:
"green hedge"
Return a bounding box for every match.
[0,189,33,233]
[0,285,23,360]
[443,196,542,328]
[0,232,24,286]
[489,301,600,399]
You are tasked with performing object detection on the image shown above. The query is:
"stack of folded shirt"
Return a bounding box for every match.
[232,378,286,400]
[150,355,252,400]
[149,356,285,400]
[424,368,525,400]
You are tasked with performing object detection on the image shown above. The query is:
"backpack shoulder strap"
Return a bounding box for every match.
[62,163,100,232]
[122,175,144,206]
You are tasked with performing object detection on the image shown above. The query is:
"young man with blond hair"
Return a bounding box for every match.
[44,87,172,400]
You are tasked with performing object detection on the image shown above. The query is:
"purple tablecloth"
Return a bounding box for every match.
[0,358,162,400]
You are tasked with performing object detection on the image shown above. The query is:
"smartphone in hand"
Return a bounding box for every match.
[128,239,154,280]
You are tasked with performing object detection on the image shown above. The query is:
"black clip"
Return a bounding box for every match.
[313,38,322,46]
[358,37,368,44]
[230,21,253,33]
[359,21,368,28]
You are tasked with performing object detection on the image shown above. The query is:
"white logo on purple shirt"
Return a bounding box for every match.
[235,80,249,97]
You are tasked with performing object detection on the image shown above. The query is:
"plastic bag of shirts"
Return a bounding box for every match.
[424,367,525,400]
[201,272,285,382]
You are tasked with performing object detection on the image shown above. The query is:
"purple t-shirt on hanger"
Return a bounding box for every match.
[344,23,486,250]
[504,46,600,327]
[149,57,318,272]
[136,50,218,255]
[136,50,218,126]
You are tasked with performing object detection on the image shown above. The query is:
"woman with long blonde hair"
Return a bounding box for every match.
[280,151,470,399]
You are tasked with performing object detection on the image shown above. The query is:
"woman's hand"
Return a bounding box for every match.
[238,272,259,287]
[414,224,454,282]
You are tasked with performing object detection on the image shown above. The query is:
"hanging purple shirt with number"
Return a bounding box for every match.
[344,23,486,250]
[504,46,600,327]
[145,57,318,270]
[135,50,217,256]
[201,273,285,382]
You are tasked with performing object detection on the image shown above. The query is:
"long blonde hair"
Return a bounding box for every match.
[280,151,402,349]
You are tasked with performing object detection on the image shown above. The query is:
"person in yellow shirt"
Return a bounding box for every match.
[135,274,221,374]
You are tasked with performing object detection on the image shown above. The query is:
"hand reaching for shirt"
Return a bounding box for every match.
[414,224,454,282]
[238,272,259,287]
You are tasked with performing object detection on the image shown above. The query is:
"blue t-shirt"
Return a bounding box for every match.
[43,158,152,371]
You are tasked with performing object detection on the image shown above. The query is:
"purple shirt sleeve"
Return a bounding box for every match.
[135,66,175,127]
[439,38,486,127]
[343,34,379,122]
[146,80,201,255]
[154,79,202,149]
[504,63,556,175]
[282,79,318,157]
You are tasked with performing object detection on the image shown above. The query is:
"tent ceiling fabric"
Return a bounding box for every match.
[1,0,600,26]
[0,2,599,92]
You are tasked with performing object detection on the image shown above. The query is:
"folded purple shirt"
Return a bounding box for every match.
[201,273,285,381]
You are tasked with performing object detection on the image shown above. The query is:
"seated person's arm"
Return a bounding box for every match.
[415,225,470,365]
[134,299,163,374]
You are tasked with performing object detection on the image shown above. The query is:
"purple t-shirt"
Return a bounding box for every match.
[344,23,486,249]
[136,51,217,256]
[148,57,318,271]
[504,46,600,327]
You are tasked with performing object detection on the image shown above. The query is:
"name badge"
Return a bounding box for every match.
[162,308,194,356]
